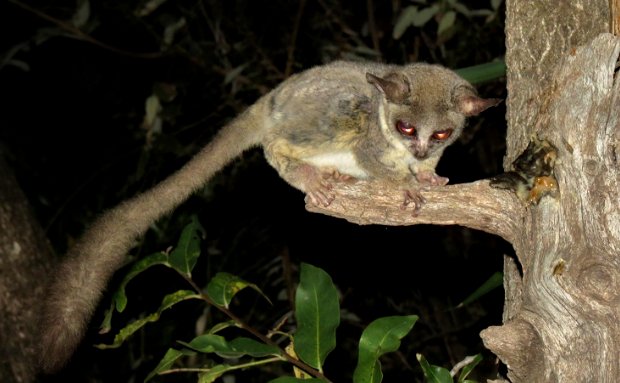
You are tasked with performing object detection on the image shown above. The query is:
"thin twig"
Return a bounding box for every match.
[317,0,377,58]
[366,0,381,54]
[160,356,283,375]
[280,247,296,309]
[450,355,479,377]
[284,0,307,78]
[8,0,163,59]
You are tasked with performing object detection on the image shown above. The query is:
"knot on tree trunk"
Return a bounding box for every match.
[480,319,544,382]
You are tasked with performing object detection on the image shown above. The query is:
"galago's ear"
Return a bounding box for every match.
[453,85,503,116]
[458,96,503,116]
[366,72,411,104]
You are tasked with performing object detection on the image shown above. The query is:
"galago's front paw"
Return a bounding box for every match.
[328,169,357,183]
[416,170,449,186]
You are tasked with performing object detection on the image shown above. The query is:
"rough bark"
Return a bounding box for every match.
[502,0,610,167]
[484,1,617,382]
[307,180,524,245]
[481,33,620,383]
[308,3,620,382]
[0,156,54,382]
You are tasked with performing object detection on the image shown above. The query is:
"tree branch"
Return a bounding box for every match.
[305,179,524,245]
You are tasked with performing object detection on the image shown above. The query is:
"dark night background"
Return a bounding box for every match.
[0,0,509,381]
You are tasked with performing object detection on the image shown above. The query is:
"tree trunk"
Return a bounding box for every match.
[310,2,620,382]
[481,31,620,382]
[479,1,619,382]
[0,156,55,382]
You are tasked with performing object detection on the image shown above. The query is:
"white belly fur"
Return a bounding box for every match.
[305,151,369,179]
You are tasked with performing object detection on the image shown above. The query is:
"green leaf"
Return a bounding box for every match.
[456,272,503,308]
[168,216,203,276]
[115,252,170,312]
[143,94,161,129]
[491,0,503,11]
[71,0,90,28]
[96,290,200,349]
[455,61,506,84]
[179,334,280,358]
[208,320,237,334]
[437,11,456,36]
[353,45,382,57]
[450,2,470,16]
[144,348,191,382]
[162,17,187,49]
[229,337,281,357]
[417,354,453,383]
[268,378,325,383]
[198,364,232,383]
[100,252,169,333]
[412,5,440,27]
[224,64,248,85]
[206,272,270,308]
[294,263,340,371]
[136,0,170,17]
[469,9,494,17]
[457,354,483,383]
[353,315,418,383]
[180,333,231,353]
[99,306,115,335]
[392,6,418,39]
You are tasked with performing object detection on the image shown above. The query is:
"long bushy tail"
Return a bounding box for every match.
[39,98,270,373]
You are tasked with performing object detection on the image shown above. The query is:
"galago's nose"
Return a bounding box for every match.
[414,148,428,159]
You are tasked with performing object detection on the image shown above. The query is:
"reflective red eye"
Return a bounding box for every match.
[432,129,453,140]
[396,120,416,136]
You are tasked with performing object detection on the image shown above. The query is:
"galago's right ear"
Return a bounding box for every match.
[366,72,411,105]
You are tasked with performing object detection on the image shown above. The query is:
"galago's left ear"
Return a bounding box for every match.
[453,85,502,116]
[458,95,503,116]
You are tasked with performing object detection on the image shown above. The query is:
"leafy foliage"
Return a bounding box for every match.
[95,219,489,382]
[392,0,503,42]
